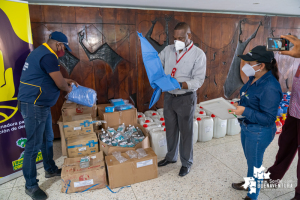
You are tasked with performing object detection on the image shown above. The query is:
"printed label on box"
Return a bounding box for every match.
[137,159,153,168]
[221,122,226,127]
[205,126,211,133]
[91,156,96,159]
[78,147,86,152]
[158,138,167,147]
[74,179,93,188]
[74,127,81,131]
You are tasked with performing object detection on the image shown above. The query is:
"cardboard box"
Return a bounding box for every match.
[63,114,94,138]
[105,148,158,189]
[97,123,150,156]
[58,116,67,156]
[97,104,137,129]
[66,133,99,158]
[61,151,107,193]
[61,101,97,120]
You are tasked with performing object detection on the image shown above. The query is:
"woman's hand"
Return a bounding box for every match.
[233,102,239,108]
[228,106,246,116]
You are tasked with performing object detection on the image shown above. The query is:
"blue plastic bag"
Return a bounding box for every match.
[137,32,181,108]
[67,84,97,107]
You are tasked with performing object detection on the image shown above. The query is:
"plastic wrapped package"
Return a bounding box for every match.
[110,99,125,106]
[136,148,148,159]
[114,104,134,111]
[80,156,90,168]
[112,151,128,163]
[66,84,97,107]
[105,106,115,113]
[126,150,138,159]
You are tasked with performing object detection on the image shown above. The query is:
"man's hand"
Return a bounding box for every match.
[228,106,246,116]
[279,35,300,58]
[65,78,79,87]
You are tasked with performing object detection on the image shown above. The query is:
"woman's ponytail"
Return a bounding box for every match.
[264,58,279,81]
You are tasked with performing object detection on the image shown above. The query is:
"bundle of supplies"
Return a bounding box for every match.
[66,84,97,107]
[105,99,134,113]
[99,124,145,147]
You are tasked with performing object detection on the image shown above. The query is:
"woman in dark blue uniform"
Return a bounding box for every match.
[229,46,283,200]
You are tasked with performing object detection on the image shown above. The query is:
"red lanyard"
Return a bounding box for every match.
[171,43,194,77]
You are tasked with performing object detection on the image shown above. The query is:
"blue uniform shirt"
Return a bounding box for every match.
[239,71,283,126]
[18,43,60,107]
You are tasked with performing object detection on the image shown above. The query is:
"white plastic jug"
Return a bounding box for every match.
[157,108,164,116]
[138,117,154,125]
[143,123,162,132]
[145,111,159,117]
[150,114,161,121]
[212,114,227,138]
[137,112,145,119]
[196,116,214,142]
[153,117,165,123]
[193,119,198,144]
[227,118,241,136]
[150,127,168,158]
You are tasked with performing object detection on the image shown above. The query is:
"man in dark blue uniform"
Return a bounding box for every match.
[18,31,78,200]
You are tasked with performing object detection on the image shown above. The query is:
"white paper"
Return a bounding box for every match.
[91,156,96,159]
[78,147,86,152]
[74,179,93,188]
[205,126,211,133]
[136,159,153,168]
[74,127,81,130]
[158,138,167,147]
[221,122,226,128]
[199,97,244,120]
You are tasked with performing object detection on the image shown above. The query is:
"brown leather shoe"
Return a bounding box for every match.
[243,196,251,200]
[232,181,248,191]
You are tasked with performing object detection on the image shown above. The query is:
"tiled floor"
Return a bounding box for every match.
[1,134,297,200]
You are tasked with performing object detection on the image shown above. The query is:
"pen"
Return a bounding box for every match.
[229,110,237,118]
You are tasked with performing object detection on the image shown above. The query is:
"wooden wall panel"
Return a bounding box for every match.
[28,5,300,138]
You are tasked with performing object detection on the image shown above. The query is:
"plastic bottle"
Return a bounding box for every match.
[144,111,158,117]
[157,108,164,116]
[276,118,282,134]
[280,114,286,126]
[117,123,126,133]
[143,123,162,132]
[192,119,198,144]
[282,104,289,114]
[138,117,154,125]
[212,114,227,138]
[227,118,241,136]
[197,116,214,142]
[137,112,145,119]
[153,117,165,123]
[277,107,283,117]
[150,113,161,121]
[150,128,167,158]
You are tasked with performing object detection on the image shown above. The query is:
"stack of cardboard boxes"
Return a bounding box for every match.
[58,101,158,193]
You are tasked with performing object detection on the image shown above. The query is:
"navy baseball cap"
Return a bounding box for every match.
[238,46,274,63]
[49,31,71,52]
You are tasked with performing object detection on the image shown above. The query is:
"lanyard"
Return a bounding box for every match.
[171,43,194,77]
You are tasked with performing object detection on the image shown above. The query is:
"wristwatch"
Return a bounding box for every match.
[179,82,183,88]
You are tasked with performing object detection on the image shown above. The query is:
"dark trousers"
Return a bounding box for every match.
[19,102,58,189]
[268,114,300,199]
[163,92,196,167]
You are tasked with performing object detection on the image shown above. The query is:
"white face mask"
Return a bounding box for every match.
[174,40,185,51]
[242,63,261,77]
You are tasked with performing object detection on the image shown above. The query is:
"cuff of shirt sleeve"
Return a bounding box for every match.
[242,107,252,118]
[185,81,192,90]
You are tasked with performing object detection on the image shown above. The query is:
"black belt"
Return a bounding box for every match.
[170,92,194,97]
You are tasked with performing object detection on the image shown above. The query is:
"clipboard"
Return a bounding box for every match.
[199,97,244,120]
